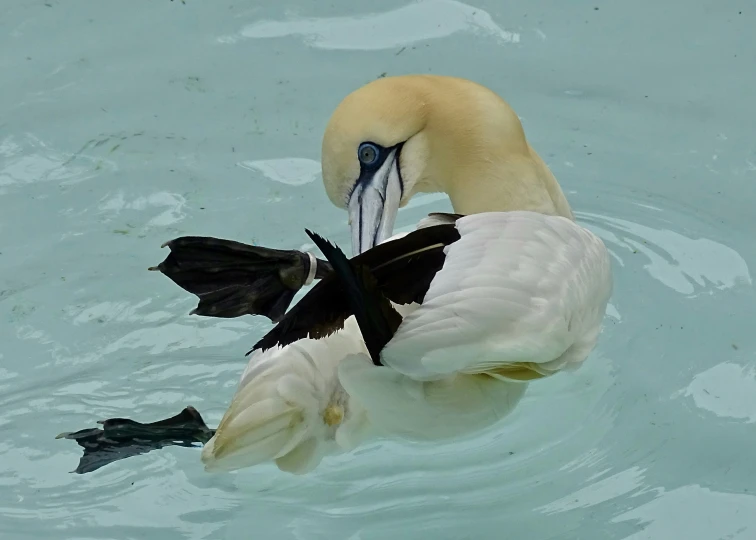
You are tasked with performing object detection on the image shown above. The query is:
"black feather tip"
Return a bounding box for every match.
[304,229,402,365]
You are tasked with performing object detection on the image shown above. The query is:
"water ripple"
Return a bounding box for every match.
[676,361,756,423]
[578,210,752,296]
[0,134,116,190]
[612,485,756,540]
[238,158,321,186]
[3,2,756,536]
[98,190,188,229]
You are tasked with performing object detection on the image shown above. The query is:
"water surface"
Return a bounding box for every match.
[1,1,755,539]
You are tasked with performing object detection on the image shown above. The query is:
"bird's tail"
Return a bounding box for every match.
[304,230,402,365]
[201,326,371,474]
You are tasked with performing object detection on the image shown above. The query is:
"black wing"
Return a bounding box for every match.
[251,223,461,356]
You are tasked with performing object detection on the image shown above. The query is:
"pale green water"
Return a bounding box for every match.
[1,1,755,539]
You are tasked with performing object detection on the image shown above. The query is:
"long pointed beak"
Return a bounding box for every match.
[348,149,403,255]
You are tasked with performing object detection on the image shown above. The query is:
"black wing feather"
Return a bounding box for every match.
[305,230,402,365]
[250,224,460,355]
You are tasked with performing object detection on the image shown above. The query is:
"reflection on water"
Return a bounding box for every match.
[613,485,756,540]
[678,362,756,423]
[238,157,321,186]
[220,0,520,50]
[581,211,751,296]
[98,191,188,229]
[538,466,648,514]
[0,134,115,189]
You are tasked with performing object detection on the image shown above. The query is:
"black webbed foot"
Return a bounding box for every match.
[149,236,332,322]
[56,406,215,474]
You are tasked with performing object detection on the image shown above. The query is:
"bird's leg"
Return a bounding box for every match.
[149,236,332,322]
[56,406,215,474]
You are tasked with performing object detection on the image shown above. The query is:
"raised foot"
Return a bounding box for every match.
[149,236,331,322]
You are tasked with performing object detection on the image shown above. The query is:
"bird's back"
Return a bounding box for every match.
[381,211,613,381]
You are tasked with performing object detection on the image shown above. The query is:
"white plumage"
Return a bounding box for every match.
[381,212,612,382]
[202,211,612,469]
[199,75,614,474]
[336,211,611,442]
[202,317,372,473]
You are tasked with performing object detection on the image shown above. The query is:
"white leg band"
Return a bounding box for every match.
[304,252,317,286]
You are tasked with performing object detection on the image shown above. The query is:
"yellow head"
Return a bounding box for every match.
[321,74,572,255]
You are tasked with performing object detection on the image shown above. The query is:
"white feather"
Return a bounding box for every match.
[201,212,612,473]
[201,317,372,473]
[380,211,613,381]
[337,353,528,441]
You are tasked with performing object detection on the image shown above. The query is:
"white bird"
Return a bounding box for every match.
[192,75,612,474]
[60,75,611,476]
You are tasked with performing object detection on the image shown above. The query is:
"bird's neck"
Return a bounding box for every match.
[443,148,574,219]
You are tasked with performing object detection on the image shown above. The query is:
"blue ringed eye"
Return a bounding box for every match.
[358,142,380,166]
